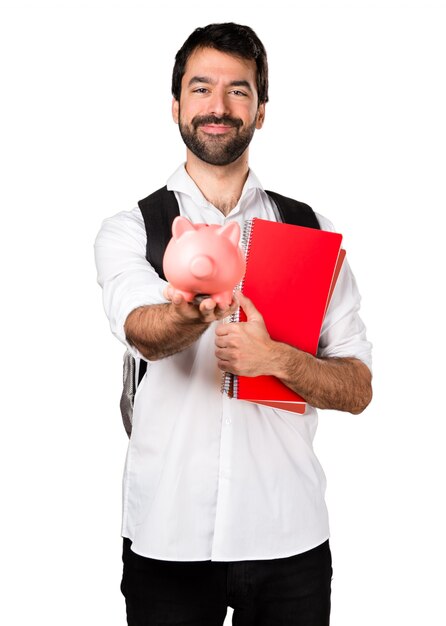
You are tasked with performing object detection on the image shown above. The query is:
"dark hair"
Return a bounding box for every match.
[172,22,269,105]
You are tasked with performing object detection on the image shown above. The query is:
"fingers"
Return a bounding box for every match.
[165,287,188,308]
[215,335,232,348]
[164,284,239,324]
[198,298,218,322]
[199,298,233,322]
[163,285,185,305]
[236,291,262,322]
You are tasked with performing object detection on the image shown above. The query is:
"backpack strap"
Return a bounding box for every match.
[138,186,180,278]
[265,190,320,230]
[136,187,180,384]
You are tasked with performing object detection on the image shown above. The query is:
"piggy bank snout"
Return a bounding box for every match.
[190,255,215,279]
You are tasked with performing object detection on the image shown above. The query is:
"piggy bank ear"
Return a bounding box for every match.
[217,221,240,246]
[172,216,196,240]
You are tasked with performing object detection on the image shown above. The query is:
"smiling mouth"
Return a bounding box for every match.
[199,124,235,135]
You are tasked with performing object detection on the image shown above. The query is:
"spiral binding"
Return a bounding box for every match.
[221,218,256,398]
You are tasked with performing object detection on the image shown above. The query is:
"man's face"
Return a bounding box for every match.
[172,47,265,166]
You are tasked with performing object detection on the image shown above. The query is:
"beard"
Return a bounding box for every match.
[178,112,257,166]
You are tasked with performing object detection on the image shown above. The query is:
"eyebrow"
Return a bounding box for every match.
[188,76,253,93]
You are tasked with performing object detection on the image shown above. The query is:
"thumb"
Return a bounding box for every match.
[236,291,263,322]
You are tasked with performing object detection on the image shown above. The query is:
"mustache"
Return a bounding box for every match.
[192,115,243,130]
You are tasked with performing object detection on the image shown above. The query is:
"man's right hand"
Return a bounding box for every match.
[163,285,238,325]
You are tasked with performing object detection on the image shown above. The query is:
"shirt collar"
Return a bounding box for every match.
[166,163,264,211]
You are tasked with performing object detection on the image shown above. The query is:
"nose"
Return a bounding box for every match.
[207,87,230,117]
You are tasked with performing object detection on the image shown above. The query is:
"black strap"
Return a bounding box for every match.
[138,186,181,279]
[136,187,180,384]
[265,190,320,230]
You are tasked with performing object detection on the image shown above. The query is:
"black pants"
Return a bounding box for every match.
[121,538,332,625]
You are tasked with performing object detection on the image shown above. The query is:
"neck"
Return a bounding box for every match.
[185,150,250,216]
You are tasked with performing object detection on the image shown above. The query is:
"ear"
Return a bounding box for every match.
[172,98,179,124]
[217,221,240,246]
[172,216,196,240]
[255,103,266,129]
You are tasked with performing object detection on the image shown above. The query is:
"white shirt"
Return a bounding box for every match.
[94,164,372,562]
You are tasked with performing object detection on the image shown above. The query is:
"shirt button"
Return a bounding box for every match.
[225,416,232,425]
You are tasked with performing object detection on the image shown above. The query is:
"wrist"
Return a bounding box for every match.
[268,342,306,381]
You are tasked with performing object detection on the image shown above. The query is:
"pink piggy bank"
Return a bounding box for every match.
[162,216,246,306]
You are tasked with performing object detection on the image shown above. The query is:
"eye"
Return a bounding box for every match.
[230,90,247,97]
[193,88,209,94]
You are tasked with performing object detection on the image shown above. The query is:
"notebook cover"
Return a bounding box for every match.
[234,218,343,410]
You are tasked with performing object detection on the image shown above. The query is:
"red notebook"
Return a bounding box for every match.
[222,218,344,413]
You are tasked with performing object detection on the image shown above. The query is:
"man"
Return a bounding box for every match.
[95,22,372,626]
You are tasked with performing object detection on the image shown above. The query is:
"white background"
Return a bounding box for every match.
[1,0,445,624]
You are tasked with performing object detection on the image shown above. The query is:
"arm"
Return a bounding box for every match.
[215,292,372,414]
[125,287,238,361]
[268,347,372,414]
[94,209,236,360]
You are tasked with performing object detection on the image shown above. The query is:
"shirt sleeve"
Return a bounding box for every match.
[94,207,168,357]
[315,214,373,371]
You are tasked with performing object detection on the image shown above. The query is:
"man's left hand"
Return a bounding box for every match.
[215,292,274,376]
